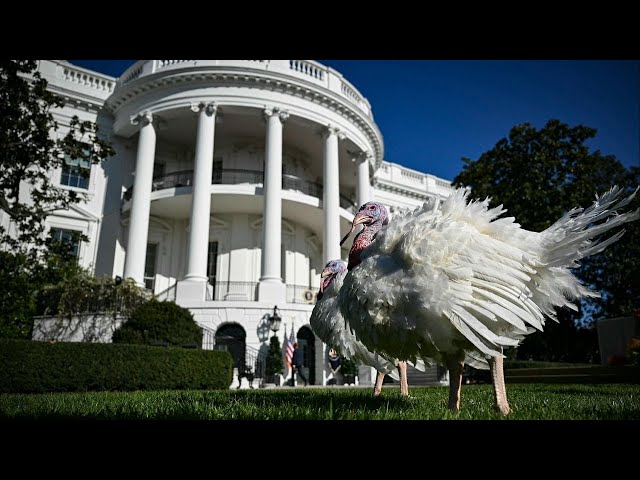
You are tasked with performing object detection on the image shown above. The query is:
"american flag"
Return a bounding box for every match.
[285,328,295,368]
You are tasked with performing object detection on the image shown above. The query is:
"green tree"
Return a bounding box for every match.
[453,119,639,362]
[1,60,114,253]
[0,251,36,339]
[0,60,114,338]
[265,336,284,379]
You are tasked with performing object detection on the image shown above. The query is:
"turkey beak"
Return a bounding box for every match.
[340,212,371,246]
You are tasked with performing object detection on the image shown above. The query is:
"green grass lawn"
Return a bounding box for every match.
[1,384,639,420]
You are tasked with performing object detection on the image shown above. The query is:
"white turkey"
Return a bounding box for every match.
[338,186,639,414]
[311,259,425,395]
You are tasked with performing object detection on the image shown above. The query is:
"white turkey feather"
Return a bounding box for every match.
[339,186,639,370]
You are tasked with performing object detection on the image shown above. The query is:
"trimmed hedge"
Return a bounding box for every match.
[0,339,233,393]
[112,300,202,347]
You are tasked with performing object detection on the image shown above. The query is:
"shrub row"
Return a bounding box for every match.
[112,300,203,347]
[0,339,233,393]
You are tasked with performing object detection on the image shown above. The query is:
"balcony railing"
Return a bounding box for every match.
[206,281,258,301]
[117,60,372,118]
[212,168,264,185]
[156,281,318,304]
[124,168,356,211]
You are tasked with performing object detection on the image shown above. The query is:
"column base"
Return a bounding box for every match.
[175,279,208,302]
[258,279,286,303]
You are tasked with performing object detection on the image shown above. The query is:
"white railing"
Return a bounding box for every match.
[400,169,424,184]
[157,59,194,69]
[116,60,372,117]
[61,66,115,93]
[375,162,453,196]
[341,80,363,106]
[289,60,325,81]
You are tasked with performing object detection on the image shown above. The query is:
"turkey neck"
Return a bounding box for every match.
[348,221,384,271]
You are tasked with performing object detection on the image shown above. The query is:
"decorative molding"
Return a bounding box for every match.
[130,110,153,127]
[278,110,290,123]
[323,124,341,139]
[282,218,295,235]
[148,216,173,233]
[351,150,370,163]
[209,215,229,229]
[106,70,383,167]
[249,216,295,235]
[263,106,290,124]
[50,204,100,222]
[191,101,217,116]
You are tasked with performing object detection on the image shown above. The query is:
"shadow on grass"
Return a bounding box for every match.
[510,384,629,397]
[225,388,415,412]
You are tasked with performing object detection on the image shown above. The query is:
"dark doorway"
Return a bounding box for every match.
[215,323,246,369]
[297,326,316,385]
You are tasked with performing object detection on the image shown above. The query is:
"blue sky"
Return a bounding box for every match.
[70,60,640,182]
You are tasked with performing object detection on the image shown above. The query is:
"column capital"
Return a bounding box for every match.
[130,110,153,127]
[323,124,345,140]
[351,150,372,163]
[191,102,217,116]
[263,106,289,123]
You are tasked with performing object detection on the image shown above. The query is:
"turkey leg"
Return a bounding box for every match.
[447,360,464,411]
[489,356,512,415]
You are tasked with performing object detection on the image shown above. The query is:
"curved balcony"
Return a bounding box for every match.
[123,169,357,212]
[107,60,384,172]
[116,60,372,118]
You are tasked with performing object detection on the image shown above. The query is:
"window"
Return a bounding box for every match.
[49,228,81,258]
[212,157,223,183]
[153,162,165,178]
[144,243,158,291]
[207,241,218,289]
[60,146,91,189]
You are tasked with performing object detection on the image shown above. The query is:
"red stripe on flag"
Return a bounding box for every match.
[285,330,295,367]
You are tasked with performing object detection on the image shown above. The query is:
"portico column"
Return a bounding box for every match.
[185,102,217,280]
[258,106,289,303]
[123,111,156,288]
[323,125,343,263]
[355,151,372,207]
[176,102,217,302]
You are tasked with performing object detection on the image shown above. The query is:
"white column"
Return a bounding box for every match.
[123,111,156,288]
[356,151,372,208]
[177,102,217,302]
[258,107,289,303]
[323,125,342,263]
[185,102,216,280]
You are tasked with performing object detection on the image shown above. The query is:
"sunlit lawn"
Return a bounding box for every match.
[1,384,639,420]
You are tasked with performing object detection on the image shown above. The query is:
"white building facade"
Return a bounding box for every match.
[22,60,452,387]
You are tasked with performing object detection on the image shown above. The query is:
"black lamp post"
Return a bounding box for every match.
[268,306,281,336]
[264,306,282,387]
